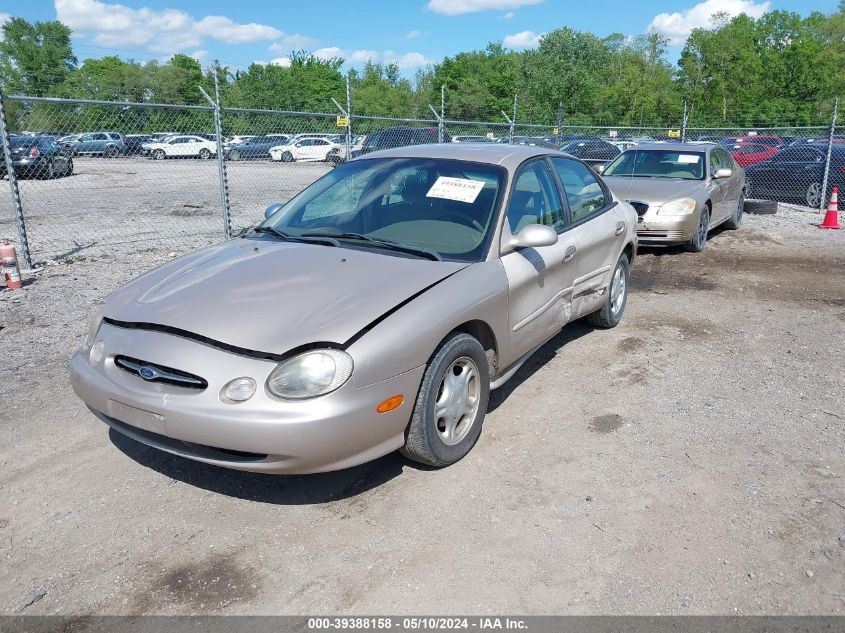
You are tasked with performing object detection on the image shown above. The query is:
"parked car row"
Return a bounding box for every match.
[0,134,74,179]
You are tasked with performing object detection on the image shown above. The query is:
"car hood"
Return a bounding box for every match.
[104,238,468,354]
[604,177,706,204]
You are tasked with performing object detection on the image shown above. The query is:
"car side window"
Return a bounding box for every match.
[715,148,735,169]
[550,157,607,224]
[505,160,566,234]
[92,133,108,141]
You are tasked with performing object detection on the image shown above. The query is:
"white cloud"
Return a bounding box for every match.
[503,30,542,48]
[315,46,432,69]
[427,0,543,16]
[269,33,316,53]
[55,0,282,55]
[269,57,291,67]
[190,49,207,61]
[500,11,515,19]
[0,12,11,24]
[405,29,421,39]
[647,0,770,44]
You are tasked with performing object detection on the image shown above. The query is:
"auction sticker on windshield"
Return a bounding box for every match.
[426,176,486,204]
[678,154,701,164]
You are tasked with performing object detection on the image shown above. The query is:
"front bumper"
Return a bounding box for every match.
[70,322,424,474]
[635,211,700,243]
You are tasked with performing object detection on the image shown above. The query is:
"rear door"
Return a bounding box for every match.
[500,159,577,358]
[550,157,624,320]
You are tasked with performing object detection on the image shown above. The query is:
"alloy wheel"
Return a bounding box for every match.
[806,182,822,208]
[610,263,627,317]
[434,357,481,446]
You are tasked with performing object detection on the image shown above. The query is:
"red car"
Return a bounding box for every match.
[730,142,779,167]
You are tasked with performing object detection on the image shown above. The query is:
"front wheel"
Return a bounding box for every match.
[228,149,241,161]
[198,148,211,159]
[724,193,744,230]
[587,253,629,329]
[402,332,490,468]
[281,151,294,163]
[152,149,165,160]
[685,206,710,253]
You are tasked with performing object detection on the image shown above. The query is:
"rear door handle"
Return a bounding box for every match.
[563,245,576,263]
[615,221,625,235]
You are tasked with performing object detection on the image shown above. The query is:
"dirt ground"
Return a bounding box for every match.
[0,205,843,615]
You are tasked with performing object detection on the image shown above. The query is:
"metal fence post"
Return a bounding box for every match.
[556,101,563,145]
[0,93,33,269]
[819,96,839,214]
[345,76,352,162]
[501,109,513,144]
[199,62,231,239]
[511,94,518,143]
[681,100,689,143]
[440,85,445,143]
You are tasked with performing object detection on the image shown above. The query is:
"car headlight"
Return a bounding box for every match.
[82,310,103,349]
[266,349,353,399]
[657,198,697,215]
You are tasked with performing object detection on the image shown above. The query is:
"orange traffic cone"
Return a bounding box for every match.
[819,187,840,229]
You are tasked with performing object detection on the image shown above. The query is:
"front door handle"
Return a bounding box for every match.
[563,245,576,263]
[615,221,625,235]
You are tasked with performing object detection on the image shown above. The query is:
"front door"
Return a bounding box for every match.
[501,159,577,360]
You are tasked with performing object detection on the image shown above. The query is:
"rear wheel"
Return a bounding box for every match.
[105,145,119,158]
[587,253,629,329]
[44,161,55,179]
[65,158,74,176]
[402,332,490,468]
[685,206,710,253]
[806,182,823,208]
[724,193,744,230]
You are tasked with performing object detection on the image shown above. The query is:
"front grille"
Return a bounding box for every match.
[114,355,208,390]
[637,229,688,240]
[628,201,649,216]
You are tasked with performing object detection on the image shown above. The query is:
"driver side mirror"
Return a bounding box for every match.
[505,224,558,252]
[596,163,607,174]
[714,168,732,179]
[295,142,303,148]
[264,202,285,219]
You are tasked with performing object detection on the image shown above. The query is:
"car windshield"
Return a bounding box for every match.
[259,157,504,262]
[603,149,706,180]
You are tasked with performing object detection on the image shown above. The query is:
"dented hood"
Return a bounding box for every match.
[104,237,467,353]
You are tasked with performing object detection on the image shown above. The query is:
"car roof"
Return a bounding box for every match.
[627,142,713,152]
[354,142,566,169]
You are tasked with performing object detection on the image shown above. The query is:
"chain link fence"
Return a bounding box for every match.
[0,93,841,269]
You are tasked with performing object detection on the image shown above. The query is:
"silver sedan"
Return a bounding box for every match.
[600,143,746,252]
[71,144,637,474]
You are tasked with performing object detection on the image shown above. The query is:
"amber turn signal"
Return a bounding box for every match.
[376,394,404,414]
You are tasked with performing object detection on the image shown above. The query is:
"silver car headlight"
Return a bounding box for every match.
[266,349,353,400]
[657,197,697,216]
[82,310,103,349]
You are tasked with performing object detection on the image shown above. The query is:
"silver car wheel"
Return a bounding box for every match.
[695,210,708,247]
[610,264,626,317]
[434,356,480,446]
[806,182,822,208]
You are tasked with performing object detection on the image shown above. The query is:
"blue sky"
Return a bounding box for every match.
[0,0,840,74]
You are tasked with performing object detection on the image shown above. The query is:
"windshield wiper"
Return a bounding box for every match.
[300,231,442,261]
[252,226,340,247]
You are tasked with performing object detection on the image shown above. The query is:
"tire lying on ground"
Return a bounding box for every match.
[744,199,777,215]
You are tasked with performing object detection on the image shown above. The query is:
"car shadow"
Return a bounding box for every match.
[108,427,420,505]
[488,319,595,412]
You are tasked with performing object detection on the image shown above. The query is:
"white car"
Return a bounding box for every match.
[269,137,340,162]
[225,135,256,145]
[144,135,217,160]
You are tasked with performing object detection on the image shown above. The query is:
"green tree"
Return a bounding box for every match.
[0,18,77,95]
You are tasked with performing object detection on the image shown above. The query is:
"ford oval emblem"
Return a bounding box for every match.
[138,366,159,380]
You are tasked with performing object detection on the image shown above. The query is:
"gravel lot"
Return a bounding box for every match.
[0,157,332,261]
[0,203,843,616]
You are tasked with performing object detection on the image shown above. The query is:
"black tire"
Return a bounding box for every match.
[401,332,490,468]
[685,205,710,253]
[744,199,777,215]
[228,149,241,161]
[152,149,165,160]
[65,158,74,176]
[281,151,294,163]
[199,148,212,159]
[43,161,55,180]
[105,145,119,158]
[587,253,630,329]
[724,193,744,230]
[806,182,823,208]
